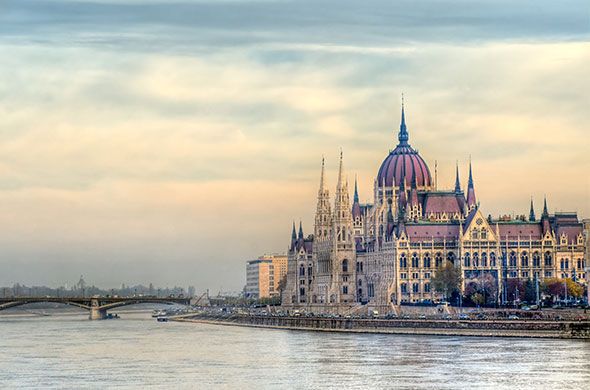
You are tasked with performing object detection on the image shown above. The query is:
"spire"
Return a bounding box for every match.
[466,157,476,209]
[529,197,536,222]
[398,167,407,216]
[319,156,326,194]
[298,220,303,239]
[291,221,297,239]
[454,160,461,193]
[398,94,409,145]
[337,149,344,188]
[354,176,359,203]
[541,195,551,235]
[468,157,474,189]
[542,195,549,218]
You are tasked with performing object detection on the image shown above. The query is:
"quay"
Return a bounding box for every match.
[173,312,590,339]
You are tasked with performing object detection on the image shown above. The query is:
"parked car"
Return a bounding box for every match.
[418,314,426,319]
[508,315,520,320]
[553,314,563,320]
[401,314,410,319]
[442,314,452,320]
[459,314,470,320]
[476,314,488,320]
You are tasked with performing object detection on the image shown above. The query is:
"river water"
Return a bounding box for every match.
[1,311,589,389]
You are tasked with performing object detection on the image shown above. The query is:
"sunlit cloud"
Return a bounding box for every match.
[0,0,587,291]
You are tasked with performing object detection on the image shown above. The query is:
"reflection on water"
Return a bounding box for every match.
[1,312,589,389]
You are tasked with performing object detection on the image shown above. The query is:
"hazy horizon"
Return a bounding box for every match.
[0,0,588,293]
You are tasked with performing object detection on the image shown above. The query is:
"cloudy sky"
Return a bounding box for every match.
[0,0,588,293]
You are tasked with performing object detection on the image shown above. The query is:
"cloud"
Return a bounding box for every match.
[0,1,588,290]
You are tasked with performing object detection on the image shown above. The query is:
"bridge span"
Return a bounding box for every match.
[0,296,192,320]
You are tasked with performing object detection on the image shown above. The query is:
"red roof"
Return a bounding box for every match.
[377,145,432,188]
[497,223,542,239]
[556,225,582,244]
[423,193,462,215]
[406,224,460,242]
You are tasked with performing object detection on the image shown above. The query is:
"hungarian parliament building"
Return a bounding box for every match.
[284,104,589,313]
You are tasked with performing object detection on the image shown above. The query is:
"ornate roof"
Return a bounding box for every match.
[376,104,432,188]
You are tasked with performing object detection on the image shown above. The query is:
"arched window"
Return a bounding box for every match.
[435,252,443,268]
[411,252,419,268]
[412,283,419,293]
[342,259,348,273]
[299,265,305,277]
[481,228,487,239]
[401,283,407,293]
[472,228,479,239]
[544,251,552,266]
[473,252,479,267]
[400,253,407,268]
[533,252,540,267]
[343,286,348,294]
[464,252,471,267]
[521,252,529,267]
[560,259,569,270]
[423,253,431,268]
[509,251,517,267]
[358,280,362,286]
[424,283,431,293]
[447,252,456,265]
[490,252,496,267]
[481,252,488,267]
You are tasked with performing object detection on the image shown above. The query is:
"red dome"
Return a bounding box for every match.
[377,104,432,188]
[377,144,432,188]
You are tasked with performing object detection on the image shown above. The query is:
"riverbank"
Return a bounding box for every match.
[173,313,590,339]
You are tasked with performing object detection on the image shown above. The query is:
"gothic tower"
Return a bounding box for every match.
[329,152,356,304]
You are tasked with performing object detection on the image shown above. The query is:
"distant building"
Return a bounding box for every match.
[284,103,587,313]
[246,255,288,298]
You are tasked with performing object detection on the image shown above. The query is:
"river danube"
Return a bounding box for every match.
[1,311,589,389]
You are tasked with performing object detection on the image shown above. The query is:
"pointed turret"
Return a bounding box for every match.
[333,150,353,243]
[319,156,326,194]
[352,176,362,220]
[541,196,551,234]
[398,168,407,220]
[542,196,549,218]
[409,170,419,208]
[529,198,536,222]
[314,157,332,242]
[398,96,409,145]
[298,220,304,240]
[454,161,462,193]
[337,150,345,190]
[291,221,297,240]
[466,158,476,210]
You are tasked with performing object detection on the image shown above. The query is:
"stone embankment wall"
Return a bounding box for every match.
[176,313,590,339]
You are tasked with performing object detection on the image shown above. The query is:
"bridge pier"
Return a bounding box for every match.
[89,298,107,320]
[89,307,107,320]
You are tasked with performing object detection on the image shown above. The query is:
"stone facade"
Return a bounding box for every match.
[283,104,587,314]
